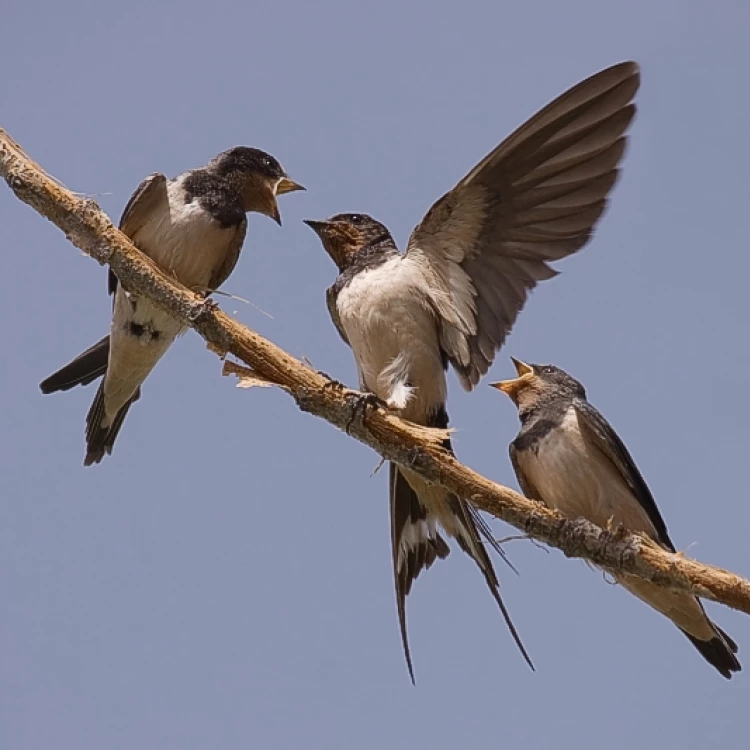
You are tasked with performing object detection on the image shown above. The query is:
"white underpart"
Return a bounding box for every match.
[396,516,440,570]
[102,176,240,422]
[388,382,416,410]
[138,176,238,289]
[518,405,715,639]
[336,255,447,423]
[380,354,416,409]
[520,406,656,535]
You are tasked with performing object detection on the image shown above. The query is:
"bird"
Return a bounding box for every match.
[41,147,304,466]
[303,61,640,681]
[492,358,741,678]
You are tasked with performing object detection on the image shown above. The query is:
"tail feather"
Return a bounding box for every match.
[387,404,533,681]
[390,463,450,684]
[390,462,533,682]
[40,336,110,393]
[84,381,140,466]
[682,625,741,679]
[466,504,519,576]
[448,495,534,672]
[434,412,533,670]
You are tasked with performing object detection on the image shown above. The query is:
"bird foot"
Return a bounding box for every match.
[318,371,347,391]
[188,296,219,322]
[345,392,384,434]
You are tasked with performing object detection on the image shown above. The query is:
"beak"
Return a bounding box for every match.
[303,219,331,236]
[510,357,533,377]
[276,176,305,195]
[269,198,282,226]
[489,357,535,398]
[266,177,304,226]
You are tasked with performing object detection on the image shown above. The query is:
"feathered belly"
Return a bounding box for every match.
[521,408,657,536]
[337,261,447,420]
[520,409,715,641]
[132,186,237,290]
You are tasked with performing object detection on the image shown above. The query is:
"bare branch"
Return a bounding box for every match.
[3,126,749,616]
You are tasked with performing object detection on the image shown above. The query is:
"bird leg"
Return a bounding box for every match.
[345,392,384,434]
[300,356,347,392]
[405,446,424,468]
[319,372,347,391]
[188,289,220,322]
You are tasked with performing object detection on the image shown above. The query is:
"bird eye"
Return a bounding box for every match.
[349,214,362,224]
[542,367,555,375]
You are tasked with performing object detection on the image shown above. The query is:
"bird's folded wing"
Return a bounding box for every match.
[405,62,639,389]
[326,285,350,345]
[108,172,168,297]
[208,220,247,291]
[574,399,675,551]
[509,444,545,504]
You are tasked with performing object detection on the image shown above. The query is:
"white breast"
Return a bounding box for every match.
[336,256,447,419]
[131,177,239,290]
[520,407,657,537]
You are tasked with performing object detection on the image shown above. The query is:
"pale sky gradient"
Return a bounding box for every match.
[2,2,749,748]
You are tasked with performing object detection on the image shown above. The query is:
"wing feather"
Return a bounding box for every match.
[405,62,640,389]
[573,399,675,551]
[509,443,545,503]
[326,285,350,345]
[108,173,168,297]
[208,219,247,291]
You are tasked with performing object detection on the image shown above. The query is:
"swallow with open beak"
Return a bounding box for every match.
[304,61,640,681]
[41,147,304,465]
[492,359,741,678]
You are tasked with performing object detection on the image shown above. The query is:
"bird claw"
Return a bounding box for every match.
[406,446,422,467]
[318,371,346,391]
[345,392,384,434]
[188,297,219,322]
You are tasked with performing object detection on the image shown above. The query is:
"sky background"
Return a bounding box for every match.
[2,1,749,748]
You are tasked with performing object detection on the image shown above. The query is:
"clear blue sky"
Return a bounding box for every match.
[2,2,748,748]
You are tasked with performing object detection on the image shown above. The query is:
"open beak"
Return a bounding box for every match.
[489,357,535,397]
[510,357,534,377]
[276,176,305,195]
[269,197,282,226]
[267,177,304,225]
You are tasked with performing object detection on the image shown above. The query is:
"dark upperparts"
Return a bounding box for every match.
[328,213,392,246]
[304,213,398,273]
[208,147,286,180]
[333,240,400,291]
[522,363,587,400]
[182,147,301,228]
[181,169,247,228]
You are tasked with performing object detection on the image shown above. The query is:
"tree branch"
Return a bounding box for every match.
[3,126,749,616]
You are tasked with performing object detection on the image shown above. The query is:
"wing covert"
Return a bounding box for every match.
[574,399,675,551]
[406,62,640,389]
[109,172,168,297]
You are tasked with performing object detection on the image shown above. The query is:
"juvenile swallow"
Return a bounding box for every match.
[492,359,741,678]
[304,61,640,680]
[41,147,304,465]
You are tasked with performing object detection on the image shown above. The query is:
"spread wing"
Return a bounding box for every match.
[109,173,169,297]
[405,62,639,389]
[208,219,247,291]
[573,399,675,551]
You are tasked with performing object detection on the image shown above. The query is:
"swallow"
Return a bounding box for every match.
[304,61,640,681]
[41,147,304,465]
[492,359,741,678]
